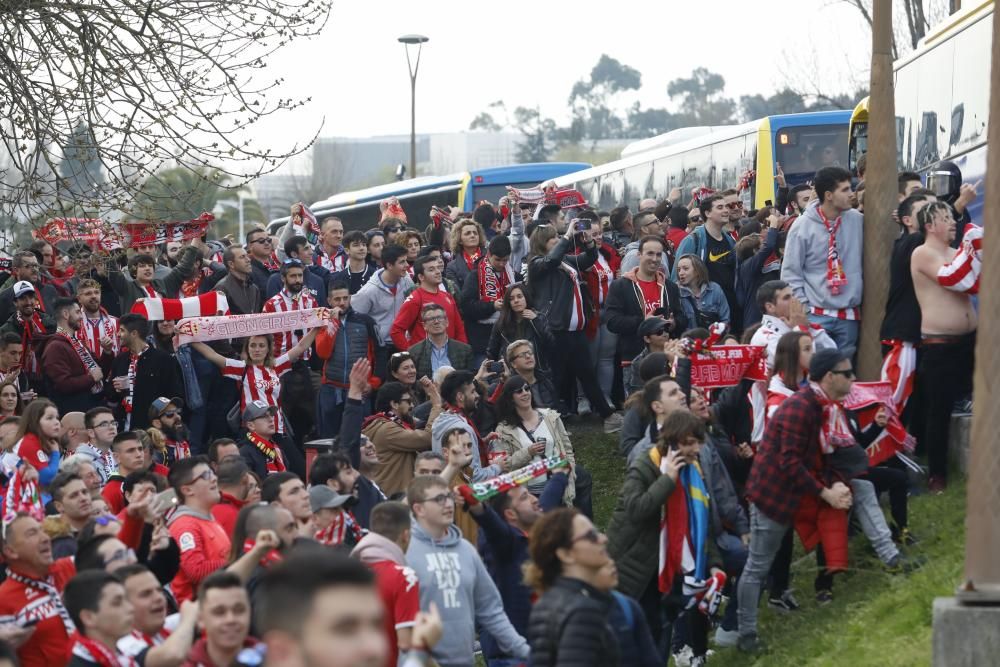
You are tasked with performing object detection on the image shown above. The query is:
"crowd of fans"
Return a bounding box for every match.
[0,155,981,666]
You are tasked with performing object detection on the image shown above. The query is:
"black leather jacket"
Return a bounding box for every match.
[526,238,597,332]
[527,577,620,667]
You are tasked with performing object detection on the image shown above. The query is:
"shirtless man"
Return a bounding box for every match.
[910,201,977,493]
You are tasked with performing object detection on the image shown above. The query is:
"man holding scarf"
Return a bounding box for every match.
[736,348,855,654]
[41,297,112,415]
[781,166,863,353]
[459,235,517,363]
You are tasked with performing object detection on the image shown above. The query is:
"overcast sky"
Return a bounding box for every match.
[254,0,873,153]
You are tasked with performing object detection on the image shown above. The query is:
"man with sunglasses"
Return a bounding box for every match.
[245,228,278,294]
[405,475,530,667]
[620,211,671,275]
[737,349,855,654]
[148,396,191,465]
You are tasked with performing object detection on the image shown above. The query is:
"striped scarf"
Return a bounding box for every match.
[70,632,137,667]
[816,207,848,296]
[809,382,855,455]
[653,449,710,594]
[3,464,45,531]
[6,569,75,635]
[131,293,230,320]
[937,224,982,294]
[314,510,363,547]
[247,432,285,473]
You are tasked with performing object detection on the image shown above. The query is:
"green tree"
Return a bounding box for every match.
[666,68,736,125]
[627,104,681,138]
[568,55,642,141]
[739,89,809,121]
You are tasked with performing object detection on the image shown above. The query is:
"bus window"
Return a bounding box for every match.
[472,182,545,205]
[775,125,848,183]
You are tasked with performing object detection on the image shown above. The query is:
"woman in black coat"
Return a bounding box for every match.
[486,283,555,370]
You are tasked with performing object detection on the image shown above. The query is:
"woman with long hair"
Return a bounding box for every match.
[148,319,177,354]
[445,218,486,288]
[525,508,622,666]
[675,254,731,328]
[191,328,320,436]
[486,283,554,369]
[767,330,813,420]
[0,381,23,418]
[526,224,621,432]
[12,398,62,484]
[493,376,587,513]
[398,230,424,278]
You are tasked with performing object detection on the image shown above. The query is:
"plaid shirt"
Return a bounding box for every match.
[746,385,827,525]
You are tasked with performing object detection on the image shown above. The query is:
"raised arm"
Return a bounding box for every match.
[287,324,322,362]
[189,341,227,369]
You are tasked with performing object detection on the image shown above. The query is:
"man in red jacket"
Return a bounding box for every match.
[40,297,112,415]
[0,513,77,667]
[390,255,467,350]
[165,456,230,603]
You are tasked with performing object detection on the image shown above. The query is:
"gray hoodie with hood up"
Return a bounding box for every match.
[406,521,529,667]
[431,410,502,482]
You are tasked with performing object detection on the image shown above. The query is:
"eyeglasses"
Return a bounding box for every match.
[726,202,743,210]
[104,547,136,566]
[512,350,534,360]
[93,420,117,429]
[422,315,446,324]
[830,368,856,379]
[572,528,602,544]
[249,237,272,245]
[186,469,215,484]
[419,492,456,506]
[161,410,182,418]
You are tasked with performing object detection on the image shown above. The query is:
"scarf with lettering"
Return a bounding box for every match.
[361,411,413,431]
[809,382,855,455]
[6,569,75,635]
[58,328,99,372]
[3,465,45,531]
[314,510,363,547]
[70,632,137,667]
[462,249,482,272]
[247,432,285,473]
[122,346,148,428]
[165,437,191,462]
[476,258,513,304]
[816,207,848,296]
[243,538,283,567]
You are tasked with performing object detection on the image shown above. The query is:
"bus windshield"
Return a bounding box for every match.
[775,124,850,183]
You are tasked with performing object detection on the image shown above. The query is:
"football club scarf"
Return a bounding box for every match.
[131,293,230,321]
[809,382,855,455]
[458,456,567,503]
[816,206,848,296]
[16,311,45,373]
[937,224,982,294]
[477,258,513,304]
[379,196,408,223]
[7,568,75,634]
[291,202,321,242]
[247,432,285,473]
[360,411,413,431]
[70,632,138,667]
[653,448,710,593]
[2,464,45,532]
[314,510,363,547]
[243,538,283,567]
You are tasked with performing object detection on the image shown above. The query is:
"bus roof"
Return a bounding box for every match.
[468,162,591,185]
[310,173,466,211]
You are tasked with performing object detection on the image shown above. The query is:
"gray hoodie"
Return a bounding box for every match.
[406,521,530,667]
[780,199,864,312]
[431,410,502,482]
[351,268,415,345]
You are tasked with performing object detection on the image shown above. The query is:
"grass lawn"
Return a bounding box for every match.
[570,421,966,667]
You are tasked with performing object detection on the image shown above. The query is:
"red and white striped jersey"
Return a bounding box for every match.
[222,354,292,433]
[316,248,348,273]
[262,289,318,359]
[78,311,119,357]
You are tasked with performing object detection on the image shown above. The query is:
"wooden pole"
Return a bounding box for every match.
[959,1,1000,603]
[857,0,898,380]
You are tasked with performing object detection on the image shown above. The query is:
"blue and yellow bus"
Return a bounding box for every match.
[550,110,852,212]
[848,0,992,224]
[267,162,590,233]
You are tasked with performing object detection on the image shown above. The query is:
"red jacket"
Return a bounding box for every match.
[581,243,621,339]
[389,287,468,350]
[181,636,262,667]
[0,558,76,667]
[167,505,231,603]
[210,492,246,536]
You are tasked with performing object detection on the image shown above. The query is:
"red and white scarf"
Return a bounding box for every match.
[58,328,99,371]
[379,196,408,223]
[122,346,148,429]
[165,437,191,462]
[463,249,481,272]
[79,310,118,357]
[243,538,283,567]
[314,510,362,547]
[247,432,285,473]
[128,627,171,648]
[809,382,855,454]
[70,632,138,667]
[937,224,982,294]
[291,202,321,239]
[131,293,229,321]
[816,207,848,296]
[6,569,75,633]
[361,411,413,431]
[16,311,46,374]
[560,262,587,332]
[477,259,513,305]
[3,465,45,530]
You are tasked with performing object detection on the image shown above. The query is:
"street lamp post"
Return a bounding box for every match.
[398,34,429,181]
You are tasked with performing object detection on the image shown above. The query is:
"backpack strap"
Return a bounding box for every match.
[611,590,634,630]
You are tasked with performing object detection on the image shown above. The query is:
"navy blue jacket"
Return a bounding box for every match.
[338,397,385,529]
[474,473,570,659]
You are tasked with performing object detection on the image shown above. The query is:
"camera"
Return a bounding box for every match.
[487,361,504,374]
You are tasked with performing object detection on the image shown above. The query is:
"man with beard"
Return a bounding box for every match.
[269,235,332,307]
[362,380,442,497]
[237,401,305,480]
[147,397,191,465]
[0,281,55,381]
[463,463,569,664]
[432,371,508,483]
[76,278,119,359]
[39,298,109,415]
[116,564,200,666]
[262,259,318,359]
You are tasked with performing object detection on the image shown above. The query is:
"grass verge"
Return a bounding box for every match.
[570,420,965,667]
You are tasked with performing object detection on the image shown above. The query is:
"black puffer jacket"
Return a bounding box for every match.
[526,238,597,332]
[527,577,619,667]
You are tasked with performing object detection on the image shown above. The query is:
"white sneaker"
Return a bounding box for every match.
[714,626,740,647]
[602,411,624,434]
[672,646,694,667]
[577,397,592,416]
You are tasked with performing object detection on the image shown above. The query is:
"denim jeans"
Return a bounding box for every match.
[808,314,859,356]
[850,478,898,564]
[315,385,348,439]
[586,317,618,406]
[737,504,790,639]
[716,532,749,631]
